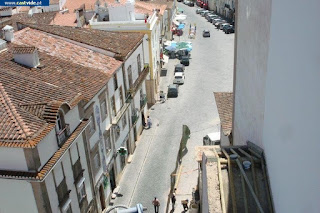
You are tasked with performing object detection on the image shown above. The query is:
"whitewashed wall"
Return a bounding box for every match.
[0,179,37,213]
[38,129,59,169]
[233,0,271,148]
[0,148,28,171]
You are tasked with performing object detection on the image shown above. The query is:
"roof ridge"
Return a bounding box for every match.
[0,83,31,140]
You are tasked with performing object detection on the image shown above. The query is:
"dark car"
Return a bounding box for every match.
[180,56,190,66]
[203,30,210,37]
[174,64,185,73]
[167,84,179,98]
[188,1,194,6]
[224,25,235,34]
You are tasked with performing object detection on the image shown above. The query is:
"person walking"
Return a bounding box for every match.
[152,197,160,213]
[171,193,176,210]
[181,199,189,211]
[147,116,152,129]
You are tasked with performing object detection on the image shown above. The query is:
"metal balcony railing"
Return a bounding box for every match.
[56,124,70,147]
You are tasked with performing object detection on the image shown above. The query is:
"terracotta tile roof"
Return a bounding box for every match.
[0,7,14,12]
[13,27,122,75]
[0,121,88,180]
[0,43,116,147]
[21,23,144,60]
[134,2,168,16]
[12,46,37,54]
[0,12,57,31]
[214,92,233,136]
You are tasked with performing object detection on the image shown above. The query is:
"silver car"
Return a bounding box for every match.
[173,72,185,85]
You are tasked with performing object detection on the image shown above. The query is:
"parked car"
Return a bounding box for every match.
[202,11,210,17]
[174,64,185,73]
[196,8,204,14]
[212,18,221,24]
[220,23,230,30]
[177,0,183,2]
[222,23,231,31]
[203,30,210,37]
[200,10,209,16]
[209,15,219,23]
[173,72,185,85]
[176,49,190,60]
[167,84,179,98]
[224,25,235,34]
[183,0,190,4]
[188,1,194,6]
[215,20,226,28]
[206,14,216,21]
[180,56,190,66]
[203,132,220,145]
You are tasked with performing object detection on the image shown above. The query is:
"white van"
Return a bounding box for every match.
[203,132,220,145]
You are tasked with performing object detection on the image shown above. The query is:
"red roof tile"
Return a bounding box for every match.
[20,23,144,60]
[13,27,122,75]
[214,92,233,136]
[0,121,88,180]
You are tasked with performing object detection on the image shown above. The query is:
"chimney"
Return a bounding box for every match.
[2,25,14,42]
[12,46,40,68]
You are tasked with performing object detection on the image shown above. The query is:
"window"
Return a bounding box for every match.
[93,152,100,171]
[115,125,120,141]
[100,100,107,121]
[137,54,141,74]
[127,65,133,88]
[90,143,101,176]
[88,115,95,134]
[104,130,111,154]
[119,86,124,107]
[122,115,127,129]
[62,199,72,213]
[111,96,116,116]
[113,74,118,91]
[76,177,86,203]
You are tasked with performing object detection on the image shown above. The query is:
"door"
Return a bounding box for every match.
[109,167,116,191]
[99,184,106,210]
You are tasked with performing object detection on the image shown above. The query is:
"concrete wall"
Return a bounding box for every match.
[262,0,320,212]
[233,0,271,148]
[65,105,81,133]
[0,147,28,171]
[0,179,38,213]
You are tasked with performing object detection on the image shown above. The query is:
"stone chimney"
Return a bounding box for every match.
[2,25,14,42]
[12,46,40,68]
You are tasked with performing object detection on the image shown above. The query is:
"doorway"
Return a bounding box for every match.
[109,167,116,192]
[99,184,106,210]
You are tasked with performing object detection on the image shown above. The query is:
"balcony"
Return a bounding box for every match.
[131,108,139,125]
[128,64,149,96]
[140,94,147,110]
[56,124,70,147]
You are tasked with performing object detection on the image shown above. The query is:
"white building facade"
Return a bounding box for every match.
[233,0,320,212]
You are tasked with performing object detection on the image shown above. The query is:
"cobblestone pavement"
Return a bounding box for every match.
[110,3,234,212]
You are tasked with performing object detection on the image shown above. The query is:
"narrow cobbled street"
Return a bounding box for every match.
[111,2,234,212]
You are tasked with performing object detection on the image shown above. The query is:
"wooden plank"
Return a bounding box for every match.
[238,148,260,213]
[221,149,237,213]
[261,157,274,213]
[235,159,265,213]
[213,148,227,213]
[241,175,249,213]
[230,149,248,213]
[248,148,274,213]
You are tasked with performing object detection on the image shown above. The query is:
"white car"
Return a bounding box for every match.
[173,72,185,85]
